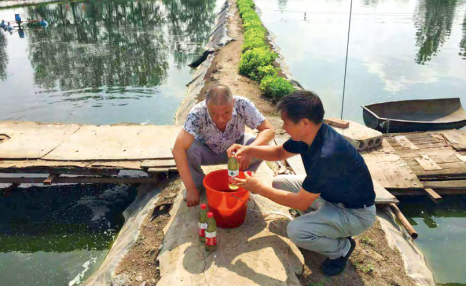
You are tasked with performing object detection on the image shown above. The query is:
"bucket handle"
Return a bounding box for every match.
[231,194,250,203]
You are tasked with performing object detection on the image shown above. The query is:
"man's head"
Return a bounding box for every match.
[277,90,325,141]
[206,84,234,131]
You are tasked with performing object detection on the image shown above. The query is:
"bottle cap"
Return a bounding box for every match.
[207,212,214,218]
[201,203,207,210]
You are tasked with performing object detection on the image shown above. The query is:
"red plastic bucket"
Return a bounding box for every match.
[203,169,250,228]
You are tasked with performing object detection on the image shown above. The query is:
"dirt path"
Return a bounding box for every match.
[113,1,418,285]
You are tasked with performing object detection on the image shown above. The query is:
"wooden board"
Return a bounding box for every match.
[394,136,419,150]
[414,155,442,171]
[373,179,398,204]
[43,125,181,161]
[423,180,466,190]
[442,130,466,151]
[385,132,466,179]
[142,159,177,168]
[89,161,143,170]
[0,176,158,184]
[423,188,442,202]
[361,139,423,189]
[0,121,81,159]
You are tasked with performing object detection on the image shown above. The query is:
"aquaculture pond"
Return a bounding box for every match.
[0,0,224,284]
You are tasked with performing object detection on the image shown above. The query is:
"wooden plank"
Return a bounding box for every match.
[394,136,419,150]
[423,180,466,189]
[0,121,81,159]
[424,188,442,202]
[362,149,423,189]
[455,153,466,162]
[390,189,466,196]
[43,125,181,161]
[0,176,158,184]
[43,174,59,185]
[142,159,177,168]
[414,154,442,171]
[373,179,398,204]
[89,161,143,170]
[442,130,466,151]
[147,167,170,173]
[416,168,466,179]
[324,118,349,129]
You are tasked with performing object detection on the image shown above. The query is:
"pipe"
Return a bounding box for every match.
[389,203,418,239]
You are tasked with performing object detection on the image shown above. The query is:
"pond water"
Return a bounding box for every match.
[0,0,221,125]
[254,0,466,123]
[0,0,223,284]
[399,196,466,285]
[254,0,466,284]
[0,184,137,286]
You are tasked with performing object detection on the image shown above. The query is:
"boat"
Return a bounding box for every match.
[362,98,466,133]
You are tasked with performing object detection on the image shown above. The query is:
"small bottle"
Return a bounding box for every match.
[228,152,239,190]
[205,212,217,251]
[198,204,208,242]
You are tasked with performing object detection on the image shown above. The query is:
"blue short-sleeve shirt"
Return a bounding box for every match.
[283,123,375,207]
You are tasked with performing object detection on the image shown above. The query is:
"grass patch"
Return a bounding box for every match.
[354,261,375,274]
[360,236,375,247]
[237,0,295,100]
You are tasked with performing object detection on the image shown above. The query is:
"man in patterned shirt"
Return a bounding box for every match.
[172,84,275,207]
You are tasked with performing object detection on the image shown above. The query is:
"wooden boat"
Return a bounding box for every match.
[362,98,466,133]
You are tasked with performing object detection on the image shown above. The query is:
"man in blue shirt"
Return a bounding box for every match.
[230,90,376,276]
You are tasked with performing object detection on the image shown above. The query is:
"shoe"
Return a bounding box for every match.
[321,237,356,276]
[321,237,352,268]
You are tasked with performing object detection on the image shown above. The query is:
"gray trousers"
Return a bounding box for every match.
[186,134,262,190]
[273,175,376,259]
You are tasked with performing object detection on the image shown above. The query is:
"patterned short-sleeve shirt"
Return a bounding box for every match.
[183,96,266,154]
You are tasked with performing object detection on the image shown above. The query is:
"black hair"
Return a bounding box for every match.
[277,90,325,124]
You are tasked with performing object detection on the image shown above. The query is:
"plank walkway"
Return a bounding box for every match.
[0,121,180,184]
[2,121,466,200]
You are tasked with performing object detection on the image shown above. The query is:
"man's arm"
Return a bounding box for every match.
[172,129,198,207]
[234,173,318,211]
[248,119,275,147]
[258,186,319,212]
[232,144,297,162]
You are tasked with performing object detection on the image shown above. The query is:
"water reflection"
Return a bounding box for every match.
[461,12,466,59]
[0,0,219,124]
[414,0,458,65]
[25,0,215,96]
[0,32,7,80]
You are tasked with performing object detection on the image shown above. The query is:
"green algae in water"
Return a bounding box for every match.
[0,183,137,286]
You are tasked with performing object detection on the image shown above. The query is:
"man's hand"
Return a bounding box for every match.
[227,144,244,158]
[233,172,263,194]
[186,188,200,207]
[227,144,253,170]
